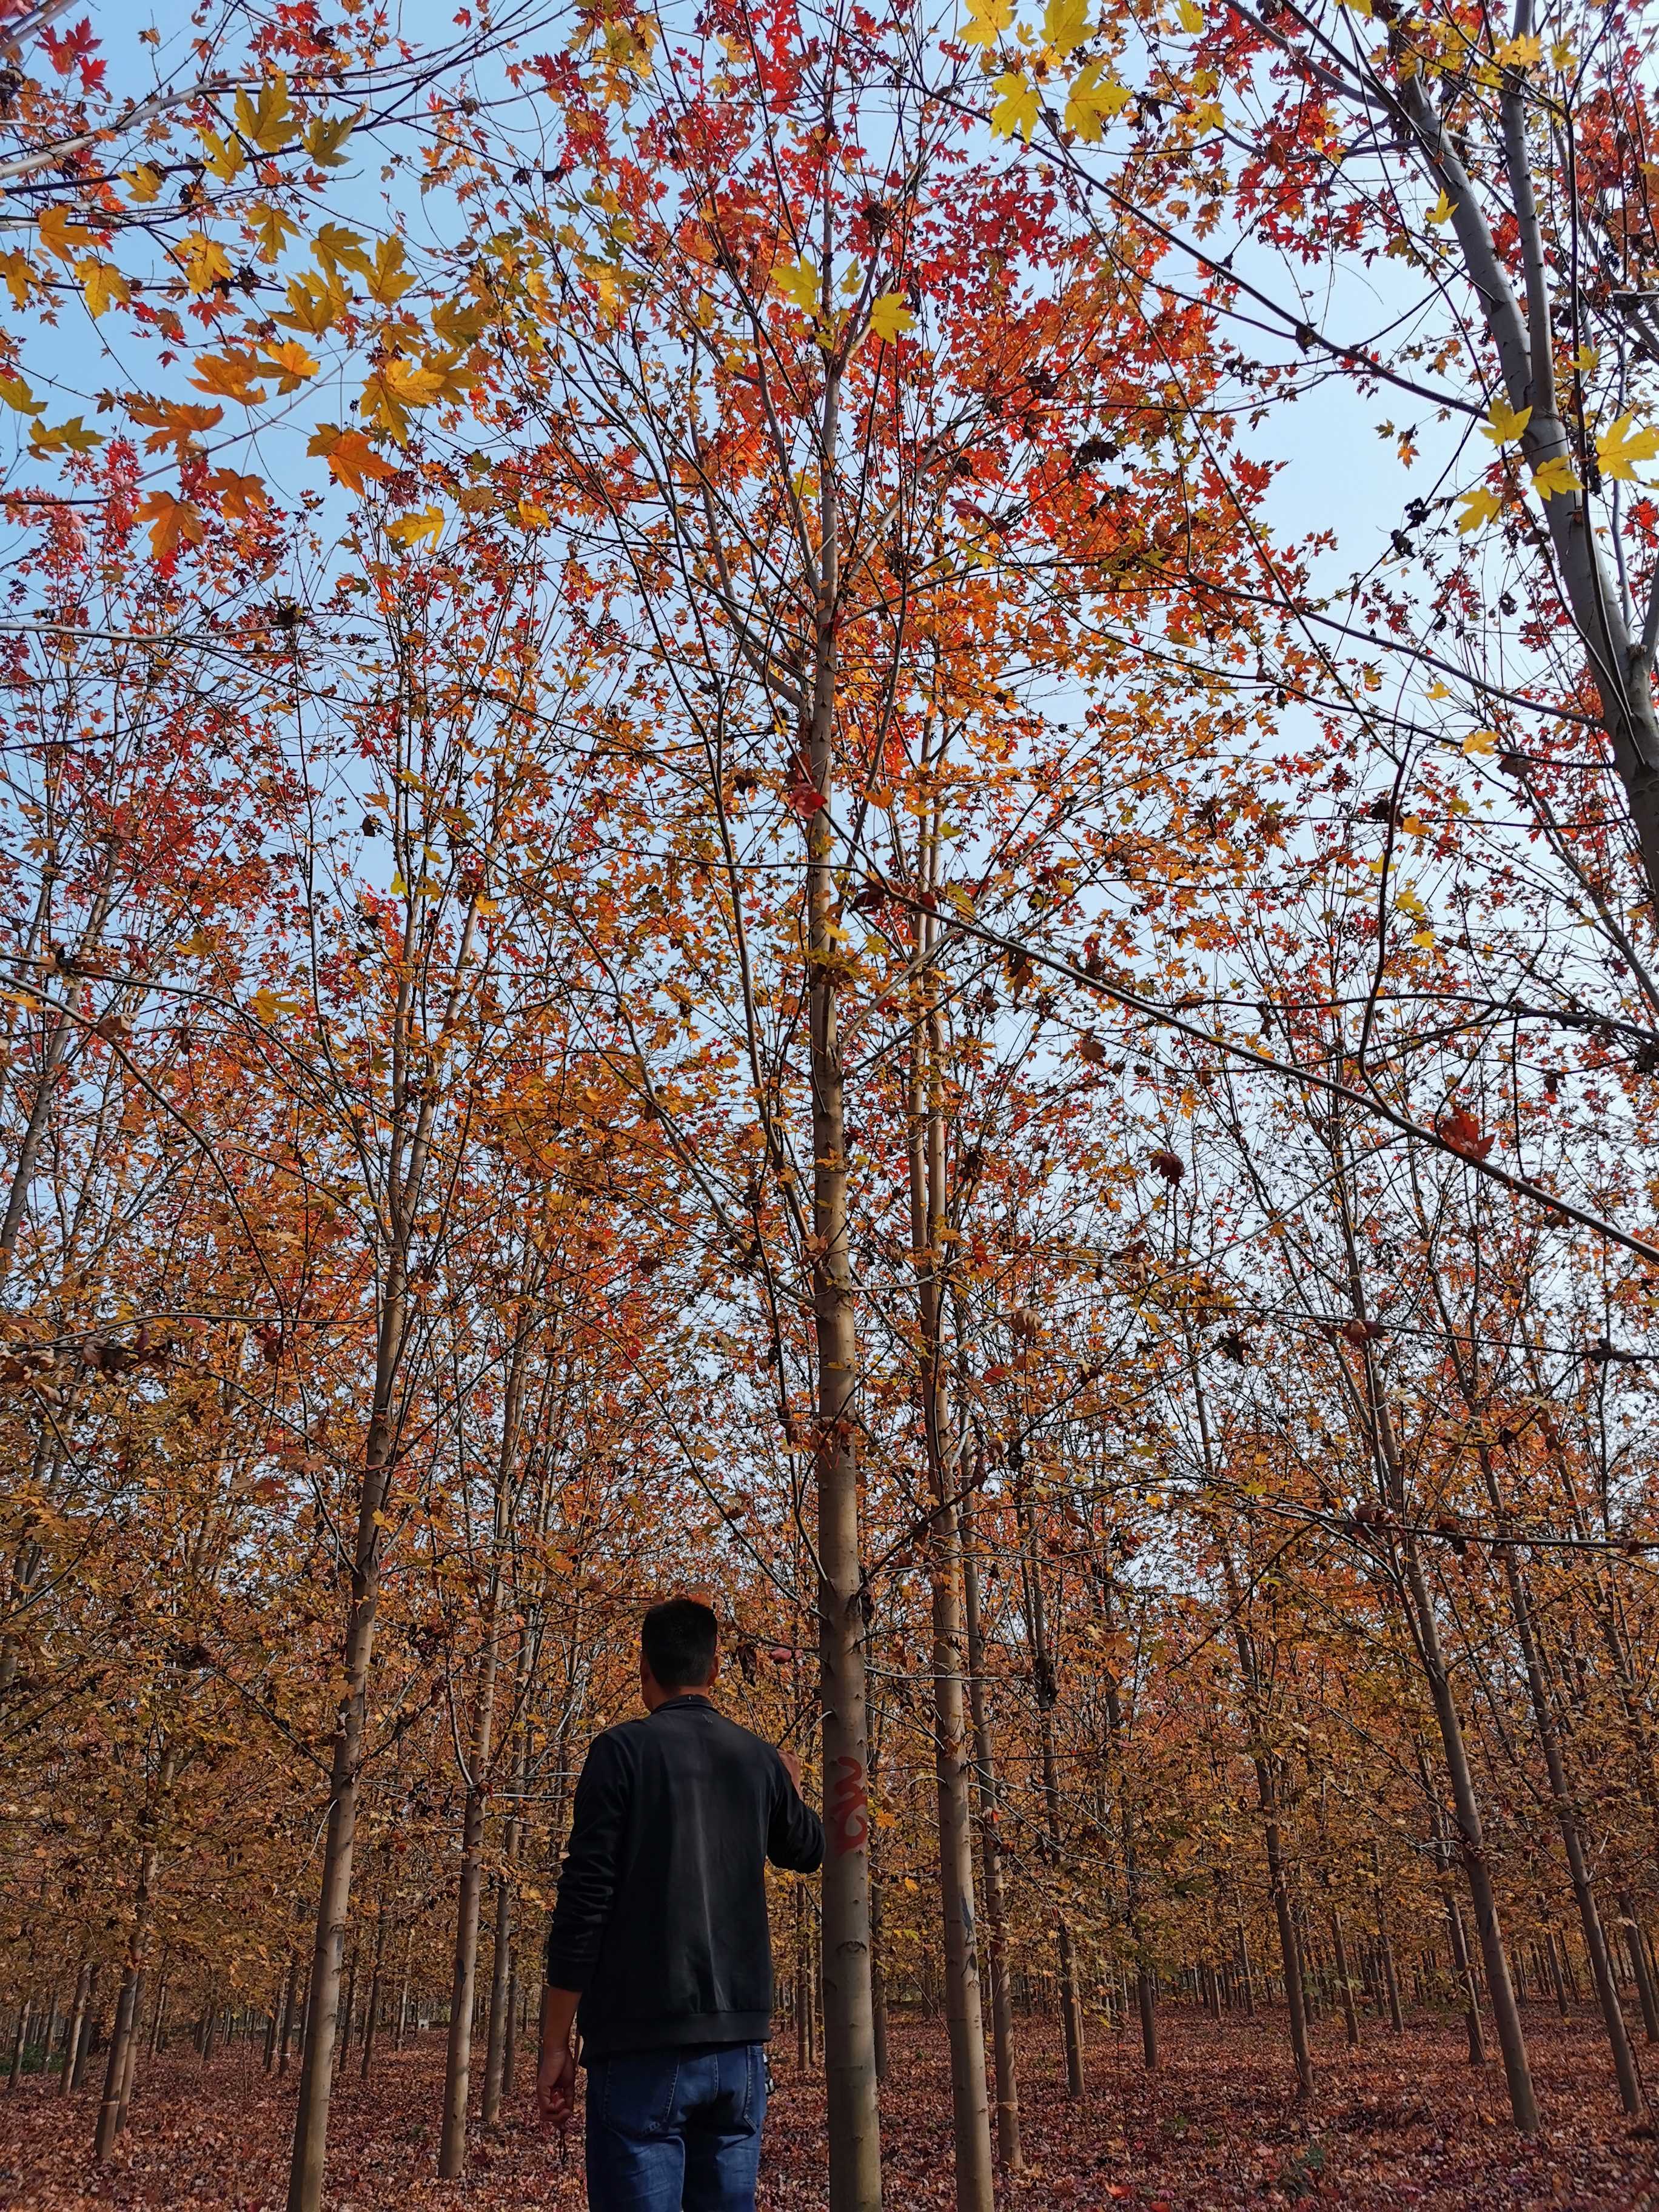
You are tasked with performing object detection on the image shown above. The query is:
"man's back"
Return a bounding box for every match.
[545,1692,823,2059]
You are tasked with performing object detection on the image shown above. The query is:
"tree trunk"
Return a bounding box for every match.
[905,920,993,2212]
[1620,1894,1659,2045]
[1428,1809,1485,2064]
[114,1973,142,2135]
[961,1503,1022,2174]
[360,1896,388,2083]
[1331,1909,1361,2048]
[1339,1262,1536,2131]
[481,1843,515,2120]
[69,1966,98,2090]
[59,1962,92,2096]
[286,1288,409,2211]
[1370,1843,1404,2033]
[96,1746,173,2160]
[1015,1490,1084,2096]
[803,375,881,2212]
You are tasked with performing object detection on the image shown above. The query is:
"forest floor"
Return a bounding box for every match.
[2,2010,1657,2211]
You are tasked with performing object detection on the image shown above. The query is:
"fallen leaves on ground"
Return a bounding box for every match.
[4,2011,1656,2210]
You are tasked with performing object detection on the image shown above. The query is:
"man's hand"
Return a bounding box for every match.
[779,1747,803,1794]
[537,2036,577,2128]
[537,1984,582,2130]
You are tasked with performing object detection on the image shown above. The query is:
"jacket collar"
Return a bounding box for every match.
[651,1693,714,1715]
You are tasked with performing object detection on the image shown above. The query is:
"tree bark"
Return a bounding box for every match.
[805,352,880,2212]
[360,1895,388,2083]
[1016,1489,1084,2096]
[59,1962,92,2096]
[96,1746,173,2160]
[905,897,993,2212]
[961,1501,1022,2174]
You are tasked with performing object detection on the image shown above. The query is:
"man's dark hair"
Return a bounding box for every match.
[642,1597,719,1689]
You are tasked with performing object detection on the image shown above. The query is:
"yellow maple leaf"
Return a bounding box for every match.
[1481,396,1531,445]
[260,338,320,392]
[517,497,551,528]
[868,293,915,343]
[1427,187,1456,225]
[960,0,1014,47]
[38,206,94,260]
[178,233,233,295]
[990,69,1042,139]
[1044,0,1092,56]
[29,415,103,454]
[248,201,303,263]
[79,258,130,319]
[198,127,246,184]
[122,164,163,204]
[1177,0,1204,28]
[1462,728,1498,756]
[1530,452,1580,500]
[189,351,268,405]
[1596,412,1659,481]
[363,235,415,306]
[235,72,297,153]
[358,358,446,443]
[1425,678,1450,700]
[274,272,343,337]
[1065,58,1133,137]
[388,504,444,549]
[0,374,44,417]
[1492,30,1542,67]
[1572,343,1600,377]
[1455,484,1504,532]
[134,491,205,559]
[312,222,370,278]
[304,110,358,167]
[0,250,35,309]
[772,256,822,315]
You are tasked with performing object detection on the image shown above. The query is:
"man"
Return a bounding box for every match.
[538,1596,823,2211]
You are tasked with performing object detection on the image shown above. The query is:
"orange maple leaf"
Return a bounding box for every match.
[134,491,204,558]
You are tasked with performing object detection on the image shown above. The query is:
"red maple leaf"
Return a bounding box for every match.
[1439,1105,1494,1161]
[41,15,102,89]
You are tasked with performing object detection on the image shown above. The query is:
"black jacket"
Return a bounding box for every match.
[545,1695,824,2058]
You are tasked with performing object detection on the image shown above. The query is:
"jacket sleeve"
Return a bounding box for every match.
[544,1732,630,1991]
[766,1754,825,1874]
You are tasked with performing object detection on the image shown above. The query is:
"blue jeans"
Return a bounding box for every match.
[585,2042,768,2212]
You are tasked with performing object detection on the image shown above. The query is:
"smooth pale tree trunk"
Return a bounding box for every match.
[69,1969,97,2090]
[1427,1807,1485,2064]
[1439,1305,1645,2116]
[904,902,994,2212]
[1099,1632,1156,2073]
[1619,1895,1659,2045]
[1016,1491,1084,2096]
[59,1962,92,2095]
[1364,1382,1536,2131]
[96,1748,173,2160]
[481,1847,515,2121]
[360,1897,388,2083]
[1191,1358,1312,2103]
[114,1974,142,2134]
[1371,1842,1404,2033]
[1329,1188,1535,2132]
[1330,1909,1360,2047]
[439,1345,526,2176]
[1395,53,1659,909]
[961,1503,1022,2174]
[286,894,478,2212]
[802,363,880,2212]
